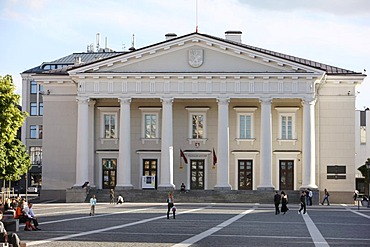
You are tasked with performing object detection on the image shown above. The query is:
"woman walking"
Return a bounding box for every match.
[281,191,289,215]
[166,192,175,219]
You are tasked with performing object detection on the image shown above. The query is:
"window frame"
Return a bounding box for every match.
[139,107,161,144]
[185,107,210,144]
[30,102,37,116]
[30,80,37,94]
[275,107,299,145]
[98,107,119,144]
[234,107,257,145]
[29,146,42,166]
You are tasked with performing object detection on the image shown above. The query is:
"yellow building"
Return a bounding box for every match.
[22,31,366,202]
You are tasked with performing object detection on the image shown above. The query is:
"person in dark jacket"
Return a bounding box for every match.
[298,191,307,214]
[281,191,289,215]
[273,191,281,215]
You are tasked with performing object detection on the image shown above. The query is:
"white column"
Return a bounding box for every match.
[74,97,90,187]
[158,98,175,190]
[214,98,231,190]
[301,99,318,189]
[88,100,96,187]
[258,98,274,190]
[117,98,133,188]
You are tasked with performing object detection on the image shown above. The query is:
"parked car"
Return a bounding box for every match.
[27,186,39,193]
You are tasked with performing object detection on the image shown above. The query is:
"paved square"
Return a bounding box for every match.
[15,202,370,247]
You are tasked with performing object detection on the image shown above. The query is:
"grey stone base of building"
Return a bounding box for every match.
[66,187,88,203]
[213,186,232,191]
[256,186,275,191]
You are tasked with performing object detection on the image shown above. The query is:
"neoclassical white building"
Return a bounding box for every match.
[24,31,366,202]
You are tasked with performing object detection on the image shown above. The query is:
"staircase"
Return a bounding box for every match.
[86,189,311,204]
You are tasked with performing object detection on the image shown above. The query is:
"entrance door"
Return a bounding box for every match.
[143,159,157,189]
[238,160,253,190]
[279,160,294,190]
[190,159,205,190]
[102,159,117,189]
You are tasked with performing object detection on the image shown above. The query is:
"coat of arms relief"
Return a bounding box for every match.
[188,49,203,68]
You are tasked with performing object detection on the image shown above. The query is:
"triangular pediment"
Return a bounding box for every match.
[69,33,323,76]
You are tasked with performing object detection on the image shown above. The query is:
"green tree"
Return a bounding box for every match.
[0,75,30,182]
[357,158,370,195]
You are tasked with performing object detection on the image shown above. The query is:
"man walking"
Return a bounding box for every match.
[298,191,306,214]
[274,191,281,215]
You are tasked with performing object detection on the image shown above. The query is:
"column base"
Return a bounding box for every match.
[214,185,232,191]
[257,185,275,191]
[157,184,175,191]
[300,184,318,190]
[66,187,88,203]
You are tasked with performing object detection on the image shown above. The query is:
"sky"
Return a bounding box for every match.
[1,0,369,109]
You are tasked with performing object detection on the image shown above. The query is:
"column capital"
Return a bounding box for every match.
[259,97,272,105]
[301,98,316,106]
[76,96,90,104]
[161,97,174,105]
[217,97,230,105]
[118,97,131,104]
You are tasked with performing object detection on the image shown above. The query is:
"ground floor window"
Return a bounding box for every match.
[279,160,294,190]
[238,160,252,190]
[102,159,117,189]
[191,159,204,190]
[143,159,157,189]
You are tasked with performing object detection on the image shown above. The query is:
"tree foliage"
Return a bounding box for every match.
[0,75,30,181]
[357,158,370,183]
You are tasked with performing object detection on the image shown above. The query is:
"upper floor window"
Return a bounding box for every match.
[275,107,299,144]
[104,114,116,139]
[30,81,37,94]
[360,110,367,144]
[98,107,119,144]
[30,125,42,139]
[30,102,37,116]
[30,125,37,139]
[29,147,42,166]
[139,107,161,144]
[39,102,43,116]
[234,107,257,145]
[186,107,210,144]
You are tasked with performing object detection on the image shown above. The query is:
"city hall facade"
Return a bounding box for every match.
[25,32,366,201]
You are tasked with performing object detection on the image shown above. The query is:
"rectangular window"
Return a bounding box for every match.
[30,102,37,116]
[39,125,43,139]
[360,110,366,144]
[30,125,37,139]
[192,114,204,139]
[104,114,116,138]
[29,147,42,166]
[144,114,157,138]
[327,165,346,179]
[239,114,251,139]
[281,116,293,139]
[39,102,43,116]
[30,81,37,94]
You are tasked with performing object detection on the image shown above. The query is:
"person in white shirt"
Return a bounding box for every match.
[24,202,41,230]
[89,195,97,216]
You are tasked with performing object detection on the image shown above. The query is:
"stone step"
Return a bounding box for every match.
[86,189,318,204]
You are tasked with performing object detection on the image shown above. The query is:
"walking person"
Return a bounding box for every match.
[281,191,289,215]
[298,191,307,214]
[274,191,281,215]
[89,195,97,216]
[166,192,175,219]
[321,189,330,206]
[109,189,115,204]
[308,189,313,206]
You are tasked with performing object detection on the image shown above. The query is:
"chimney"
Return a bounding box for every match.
[225,31,242,43]
[74,56,82,65]
[165,33,177,40]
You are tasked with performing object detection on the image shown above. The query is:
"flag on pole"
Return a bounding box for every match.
[180,149,188,164]
[213,148,217,166]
